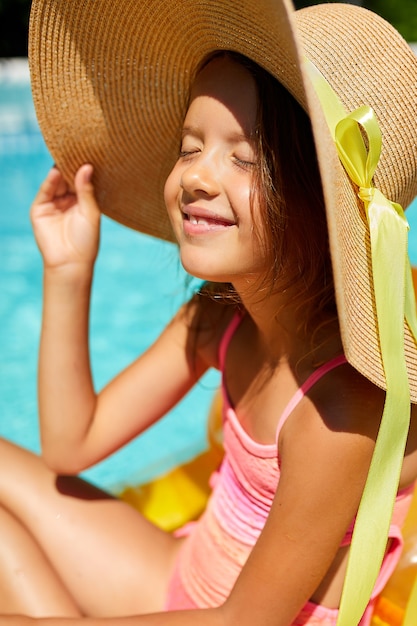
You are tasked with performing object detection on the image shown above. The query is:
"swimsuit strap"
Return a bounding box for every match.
[218,310,244,371]
[218,312,348,443]
[275,354,348,443]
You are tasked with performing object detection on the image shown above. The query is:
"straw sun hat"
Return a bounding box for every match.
[29,0,417,399]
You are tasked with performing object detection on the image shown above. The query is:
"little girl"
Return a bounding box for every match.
[1,1,417,625]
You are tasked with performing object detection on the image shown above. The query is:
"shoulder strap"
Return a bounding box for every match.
[275,354,347,443]
[218,310,244,372]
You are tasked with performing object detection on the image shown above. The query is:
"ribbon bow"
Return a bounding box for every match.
[304,57,417,626]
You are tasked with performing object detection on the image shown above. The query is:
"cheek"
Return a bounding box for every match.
[247,195,271,261]
[238,182,262,234]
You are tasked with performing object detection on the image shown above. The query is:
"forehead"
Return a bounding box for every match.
[187,56,258,135]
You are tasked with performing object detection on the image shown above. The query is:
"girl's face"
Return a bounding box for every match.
[164,56,269,287]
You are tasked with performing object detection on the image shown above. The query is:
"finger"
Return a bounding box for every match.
[75,163,94,189]
[54,168,71,198]
[74,164,101,220]
[33,167,66,206]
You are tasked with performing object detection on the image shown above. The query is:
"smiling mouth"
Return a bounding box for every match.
[187,215,232,227]
[183,211,235,228]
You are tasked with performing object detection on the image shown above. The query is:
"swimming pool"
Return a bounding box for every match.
[1,59,417,493]
[0,59,220,492]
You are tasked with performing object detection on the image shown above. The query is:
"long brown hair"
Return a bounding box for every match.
[195,51,337,334]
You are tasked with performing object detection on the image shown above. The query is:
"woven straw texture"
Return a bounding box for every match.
[295,4,417,399]
[28,0,417,399]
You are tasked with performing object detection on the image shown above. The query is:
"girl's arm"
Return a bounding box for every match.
[31,166,212,474]
[32,165,101,471]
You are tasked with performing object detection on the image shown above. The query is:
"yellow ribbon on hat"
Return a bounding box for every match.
[304,57,417,626]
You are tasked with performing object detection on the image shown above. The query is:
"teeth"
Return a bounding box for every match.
[190,216,209,225]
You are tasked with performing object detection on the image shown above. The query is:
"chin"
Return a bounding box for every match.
[179,252,228,283]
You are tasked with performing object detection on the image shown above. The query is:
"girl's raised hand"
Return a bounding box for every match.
[30,164,101,271]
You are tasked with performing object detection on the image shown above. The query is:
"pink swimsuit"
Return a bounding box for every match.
[164,312,414,624]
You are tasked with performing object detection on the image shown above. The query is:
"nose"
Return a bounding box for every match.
[180,154,221,198]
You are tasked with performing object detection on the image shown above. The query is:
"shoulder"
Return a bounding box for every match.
[279,362,384,486]
[290,360,385,440]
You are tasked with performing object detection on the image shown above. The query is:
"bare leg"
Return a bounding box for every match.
[0,506,80,617]
[0,439,184,617]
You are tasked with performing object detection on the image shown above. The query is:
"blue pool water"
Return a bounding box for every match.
[0,60,220,492]
[1,60,417,493]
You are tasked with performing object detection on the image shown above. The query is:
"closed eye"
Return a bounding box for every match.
[179,149,200,159]
[233,157,256,170]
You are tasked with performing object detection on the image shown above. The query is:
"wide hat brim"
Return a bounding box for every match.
[29,0,417,399]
